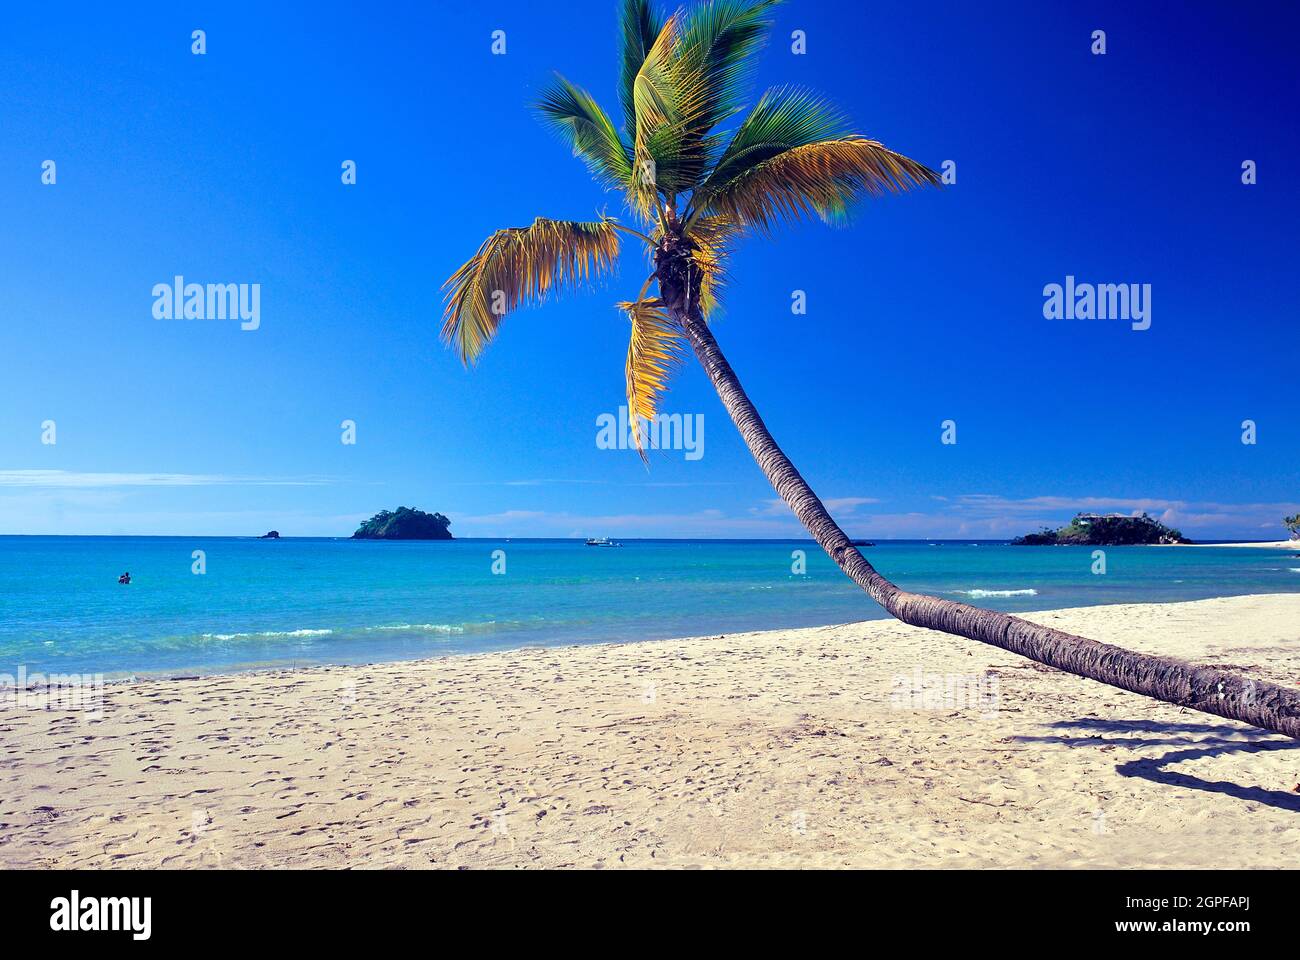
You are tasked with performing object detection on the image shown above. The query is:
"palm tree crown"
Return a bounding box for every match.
[442,0,939,453]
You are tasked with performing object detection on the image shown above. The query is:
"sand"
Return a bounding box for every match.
[1180,541,1300,548]
[1,594,1297,869]
[1174,540,1300,550]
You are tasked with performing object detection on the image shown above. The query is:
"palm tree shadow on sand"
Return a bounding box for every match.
[1017,719,1300,812]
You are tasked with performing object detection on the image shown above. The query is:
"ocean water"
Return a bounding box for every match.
[1,536,1297,678]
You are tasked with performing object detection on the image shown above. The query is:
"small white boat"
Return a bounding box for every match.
[585,537,621,547]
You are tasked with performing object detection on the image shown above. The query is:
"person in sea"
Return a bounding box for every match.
[118,571,131,585]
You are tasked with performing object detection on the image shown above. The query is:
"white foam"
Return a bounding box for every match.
[368,623,466,634]
[949,588,1039,599]
[202,628,333,641]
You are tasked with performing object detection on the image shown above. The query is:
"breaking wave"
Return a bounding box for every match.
[201,628,334,641]
[948,588,1039,599]
[366,623,469,634]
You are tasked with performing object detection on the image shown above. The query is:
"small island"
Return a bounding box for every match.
[258,530,280,539]
[352,507,453,540]
[1012,512,1188,546]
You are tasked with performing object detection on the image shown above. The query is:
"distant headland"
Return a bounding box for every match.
[1012,513,1187,546]
[351,507,453,540]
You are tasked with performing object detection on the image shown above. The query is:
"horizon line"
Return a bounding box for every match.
[0,534,1288,544]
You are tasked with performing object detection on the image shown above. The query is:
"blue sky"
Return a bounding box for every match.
[1,0,1296,539]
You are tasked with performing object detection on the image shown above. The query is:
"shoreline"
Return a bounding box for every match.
[1168,540,1299,550]
[11,580,1300,686]
[2,593,1297,869]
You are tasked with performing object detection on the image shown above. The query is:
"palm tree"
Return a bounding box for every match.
[441,0,1299,739]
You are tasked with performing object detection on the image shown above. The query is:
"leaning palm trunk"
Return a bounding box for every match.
[679,308,1300,740]
[441,0,1299,741]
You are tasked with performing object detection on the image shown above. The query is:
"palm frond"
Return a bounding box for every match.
[629,13,687,217]
[618,0,666,134]
[537,75,634,189]
[621,296,685,458]
[442,218,621,364]
[694,85,847,209]
[685,216,738,317]
[669,0,782,182]
[699,136,940,235]
[623,1,783,213]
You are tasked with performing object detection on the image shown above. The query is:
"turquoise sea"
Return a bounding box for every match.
[1,536,1297,678]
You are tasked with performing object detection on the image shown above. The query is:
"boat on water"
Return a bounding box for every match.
[584,537,621,547]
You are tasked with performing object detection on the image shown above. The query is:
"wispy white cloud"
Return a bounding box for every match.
[499,479,609,487]
[455,490,1299,540]
[3,474,1290,539]
[0,470,332,488]
[931,494,1300,539]
[752,496,881,517]
[949,495,1186,514]
[824,496,882,513]
[456,509,550,523]
[463,478,735,489]
[455,507,801,538]
[734,492,1300,539]
[948,493,1299,519]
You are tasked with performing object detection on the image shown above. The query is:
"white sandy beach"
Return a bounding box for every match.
[1,594,1297,869]
[1175,540,1300,550]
